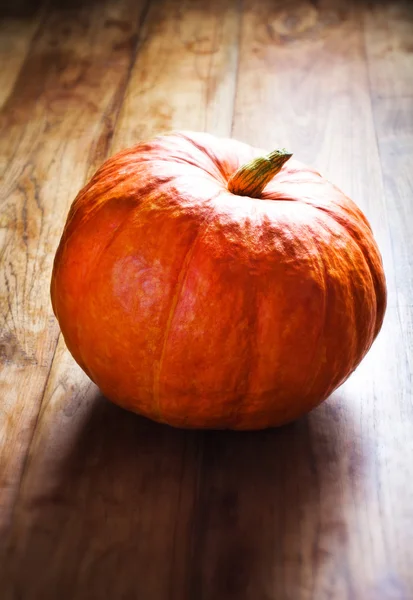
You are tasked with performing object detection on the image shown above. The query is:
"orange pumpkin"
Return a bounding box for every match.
[51,131,386,429]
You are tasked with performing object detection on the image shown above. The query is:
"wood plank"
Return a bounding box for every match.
[0,5,43,110]
[0,0,148,541]
[5,344,200,600]
[363,0,413,589]
[364,0,413,305]
[110,0,240,150]
[364,0,413,100]
[3,0,240,597]
[190,1,413,598]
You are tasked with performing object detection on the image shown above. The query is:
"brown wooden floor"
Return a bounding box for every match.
[1,0,412,598]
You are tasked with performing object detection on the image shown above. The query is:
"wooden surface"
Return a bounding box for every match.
[0,0,412,598]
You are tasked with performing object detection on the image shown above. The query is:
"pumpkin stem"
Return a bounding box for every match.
[227,149,293,198]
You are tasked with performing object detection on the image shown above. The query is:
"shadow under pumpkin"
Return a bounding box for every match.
[4,390,361,600]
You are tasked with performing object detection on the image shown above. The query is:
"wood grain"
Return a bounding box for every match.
[365,0,413,305]
[363,0,413,587]
[1,0,413,599]
[0,0,148,539]
[0,6,43,109]
[111,0,241,150]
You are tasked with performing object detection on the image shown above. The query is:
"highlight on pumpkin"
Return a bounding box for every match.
[227,149,293,198]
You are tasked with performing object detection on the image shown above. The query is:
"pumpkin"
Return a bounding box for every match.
[51,131,386,429]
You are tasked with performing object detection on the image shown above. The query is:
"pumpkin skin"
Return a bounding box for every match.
[51,131,386,429]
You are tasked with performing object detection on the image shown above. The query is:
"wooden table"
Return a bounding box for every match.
[1,0,412,598]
